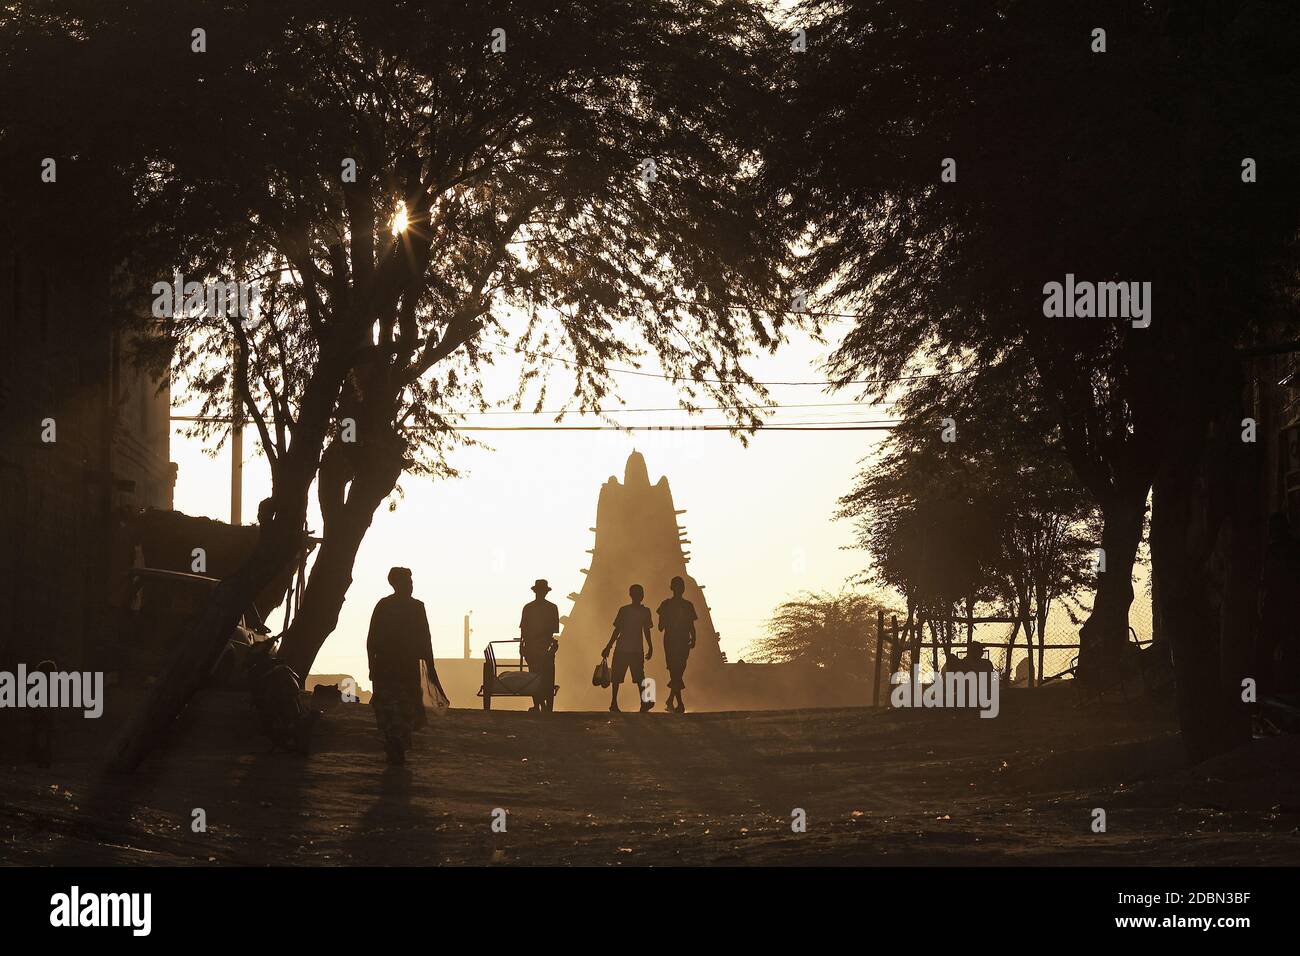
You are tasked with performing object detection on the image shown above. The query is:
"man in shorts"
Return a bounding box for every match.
[656,576,697,713]
[601,583,655,713]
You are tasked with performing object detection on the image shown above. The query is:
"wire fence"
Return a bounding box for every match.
[884,593,1155,685]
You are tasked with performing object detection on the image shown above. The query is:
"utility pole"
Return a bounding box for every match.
[231,345,245,525]
[872,608,885,707]
[464,613,472,659]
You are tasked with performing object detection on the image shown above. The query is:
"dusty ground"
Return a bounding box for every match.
[2,685,1299,865]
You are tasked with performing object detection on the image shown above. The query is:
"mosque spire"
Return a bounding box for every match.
[623,448,650,486]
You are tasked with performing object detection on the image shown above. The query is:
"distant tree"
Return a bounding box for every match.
[748,589,895,687]
[839,362,1096,681]
[994,479,1097,685]
[841,451,1004,666]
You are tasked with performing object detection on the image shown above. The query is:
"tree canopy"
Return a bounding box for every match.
[0,0,815,763]
[749,588,895,685]
[839,361,1096,678]
[782,0,1300,755]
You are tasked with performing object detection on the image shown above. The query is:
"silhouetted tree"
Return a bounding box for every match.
[934,369,1094,683]
[749,589,895,688]
[242,1,799,678]
[785,0,1300,760]
[4,0,800,768]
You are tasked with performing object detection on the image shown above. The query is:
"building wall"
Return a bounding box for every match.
[0,253,174,671]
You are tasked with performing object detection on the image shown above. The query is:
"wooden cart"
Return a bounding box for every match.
[477,639,558,710]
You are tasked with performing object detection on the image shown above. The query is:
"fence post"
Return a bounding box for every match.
[890,614,900,688]
[873,609,885,707]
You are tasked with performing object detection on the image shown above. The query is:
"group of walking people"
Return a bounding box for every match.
[519,575,698,714]
[365,568,698,764]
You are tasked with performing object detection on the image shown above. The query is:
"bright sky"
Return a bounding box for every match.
[171,326,893,684]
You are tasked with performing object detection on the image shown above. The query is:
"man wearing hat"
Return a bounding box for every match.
[520,579,560,712]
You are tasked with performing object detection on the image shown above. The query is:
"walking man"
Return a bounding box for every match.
[602,584,655,713]
[367,567,445,765]
[657,576,697,713]
[520,579,560,712]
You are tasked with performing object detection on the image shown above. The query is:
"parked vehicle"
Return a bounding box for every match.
[104,567,271,687]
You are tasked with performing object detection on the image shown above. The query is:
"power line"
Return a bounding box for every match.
[446,400,886,416]
[174,415,899,430]
[617,291,874,322]
[517,347,969,387]
[420,423,897,432]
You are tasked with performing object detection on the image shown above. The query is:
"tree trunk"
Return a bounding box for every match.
[1150,553,1166,647]
[1077,489,1147,683]
[277,433,405,679]
[891,602,912,676]
[1035,586,1049,684]
[106,454,313,769]
[1217,370,1262,740]
[1152,471,1238,763]
[1218,474,1261,745]
[1022,615,1036,687]
[912,609,925,671]
[105,342,353,772]
[1154,374,1253,764]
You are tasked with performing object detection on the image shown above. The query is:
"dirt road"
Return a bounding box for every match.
[3,686,1298,865]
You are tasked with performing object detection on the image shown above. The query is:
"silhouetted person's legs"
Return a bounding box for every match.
[609,653,649,711]
[542,646,556,711]
[631,658,652,712]
[666,637,690,712]
[522,644,543,711]
[610,653,626,710]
